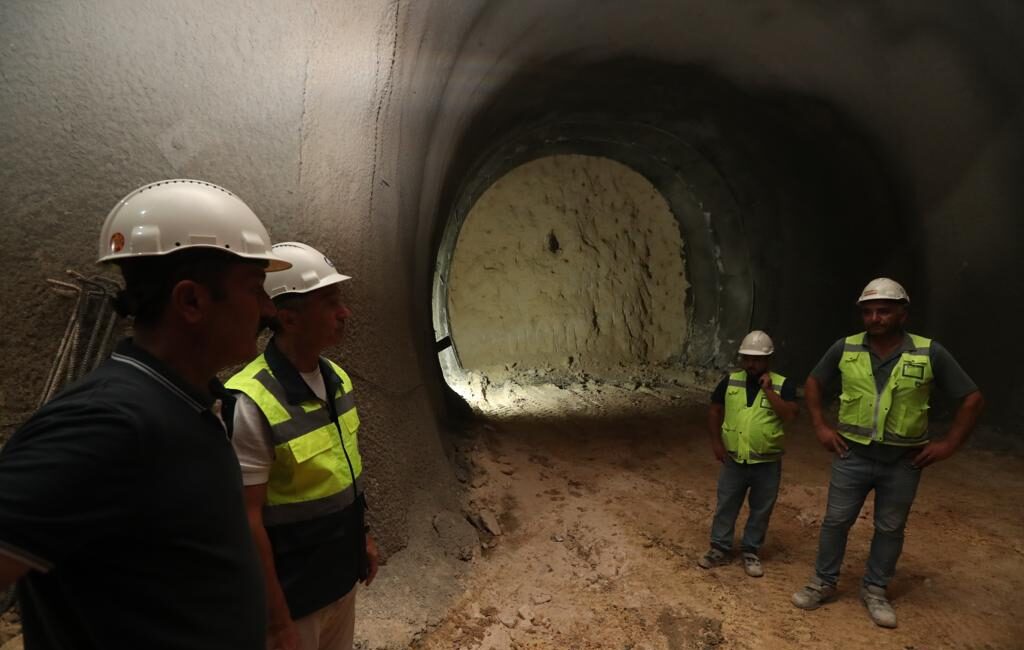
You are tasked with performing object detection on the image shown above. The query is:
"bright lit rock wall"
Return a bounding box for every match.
[448,155,688,379]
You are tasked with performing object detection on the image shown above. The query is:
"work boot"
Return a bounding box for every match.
[791,577,837,610]
[741,552,764,578]
[697,547,729,569]
[861,584,897,628]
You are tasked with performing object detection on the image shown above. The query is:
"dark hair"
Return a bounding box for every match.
[265,291,311,333]
[112,248,254,327]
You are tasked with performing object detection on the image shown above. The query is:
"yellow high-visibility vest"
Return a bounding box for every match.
[837,332,933,447]
[721,370,787,463]
[227,355,362,526]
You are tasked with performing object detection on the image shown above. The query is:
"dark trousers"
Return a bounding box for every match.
[709,457,782,553]
[814,451,922,588]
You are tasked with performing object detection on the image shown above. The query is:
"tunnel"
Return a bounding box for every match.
[2,1,1023,648]
[431,62,913,413]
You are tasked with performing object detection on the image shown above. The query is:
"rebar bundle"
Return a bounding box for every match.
[37,270,123,408]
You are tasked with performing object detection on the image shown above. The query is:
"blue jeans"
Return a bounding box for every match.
[710,458,782,553]
[814,451,922,588]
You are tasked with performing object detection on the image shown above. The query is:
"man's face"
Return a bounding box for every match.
[206,262,276,366]
[740,354,770,378]
[284,283,351,352]
[860,300,907,337]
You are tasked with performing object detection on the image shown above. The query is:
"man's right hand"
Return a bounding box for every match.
[712,439,727,463]
[268,619,300,650]
[814,423,848,455]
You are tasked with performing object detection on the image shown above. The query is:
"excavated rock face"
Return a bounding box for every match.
[448,155,688,382]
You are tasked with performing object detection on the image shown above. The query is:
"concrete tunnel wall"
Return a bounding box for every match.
[2,0,1024,557]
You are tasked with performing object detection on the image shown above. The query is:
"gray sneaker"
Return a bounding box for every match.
[861,585,897,628]
[697,547,729,569]
[791,577,837,610]
[741,552,764,578]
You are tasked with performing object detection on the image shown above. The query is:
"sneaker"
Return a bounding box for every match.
[791,577,837,610]
[861,585,897,628]
[697,547,729,569]
[741,552,764,578]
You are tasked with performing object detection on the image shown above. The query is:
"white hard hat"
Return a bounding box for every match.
[264,242,351,298]
[97,179,290,271]
[738,330,774,356]
[856,277,909,304]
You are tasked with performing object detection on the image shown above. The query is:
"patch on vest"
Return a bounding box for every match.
[759,396,771,409]
[902,362,925,379]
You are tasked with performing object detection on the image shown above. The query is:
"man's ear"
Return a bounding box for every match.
[275,307,299,333]
[168,280,210,325]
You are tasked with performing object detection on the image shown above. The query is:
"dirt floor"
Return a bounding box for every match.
[2,386,1021,650]
[412,390,1024,650]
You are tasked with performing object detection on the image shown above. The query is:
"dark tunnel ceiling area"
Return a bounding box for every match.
[433,60,919,408]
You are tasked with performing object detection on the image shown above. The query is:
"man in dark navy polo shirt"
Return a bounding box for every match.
[0,180,291,649]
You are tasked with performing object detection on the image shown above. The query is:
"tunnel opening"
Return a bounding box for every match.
[441,153,695,408]
[431,60,914,417]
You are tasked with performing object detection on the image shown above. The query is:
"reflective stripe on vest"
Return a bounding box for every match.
[721,370,786,464]
[837,332,933,447]
[227,355,362,526]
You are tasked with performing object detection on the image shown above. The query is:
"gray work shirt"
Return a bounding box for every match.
[810,333,978,462]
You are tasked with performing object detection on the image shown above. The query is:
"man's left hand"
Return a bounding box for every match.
[362,535,380,587]
[758,374,773,392]
[911,439,957,468]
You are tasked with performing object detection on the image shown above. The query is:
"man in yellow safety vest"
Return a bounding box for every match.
[698,330,799,578]
[791,277,984,628]
[227,242,379,650]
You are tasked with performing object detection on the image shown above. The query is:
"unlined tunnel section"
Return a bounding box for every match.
[431,61,912,417]
[446,154,688,406]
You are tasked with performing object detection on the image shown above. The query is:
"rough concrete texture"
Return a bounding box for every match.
[0,0,461,561]
[407,0,1024,423]
[2,0,1024,646]
[448,155,688,381]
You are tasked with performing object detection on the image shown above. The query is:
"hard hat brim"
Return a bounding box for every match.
[738,348,773,356]
[855,296,910,305]
[266,271,352,299]
[98,245,293,272]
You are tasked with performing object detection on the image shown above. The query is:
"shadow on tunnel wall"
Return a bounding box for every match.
[431,59,920,409]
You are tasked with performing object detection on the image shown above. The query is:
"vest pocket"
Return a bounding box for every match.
[892,402,929,440]
[286,427,336,464]
[754,427,784,453]
[838,393,862,425]
[340,408,360,435]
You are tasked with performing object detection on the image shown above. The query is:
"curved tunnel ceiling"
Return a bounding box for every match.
[431,61,910,406]
[1,0,1022,565]
[411,1,1024,419]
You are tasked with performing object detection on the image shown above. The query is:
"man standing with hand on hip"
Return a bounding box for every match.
[227,242,379,650]
[698,330,799,578]
[792,277,984,628]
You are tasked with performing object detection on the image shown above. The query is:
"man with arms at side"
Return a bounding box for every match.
[228,242,379,650]
[0,179,290,649]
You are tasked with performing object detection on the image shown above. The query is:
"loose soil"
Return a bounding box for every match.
[413,393,1024,650]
